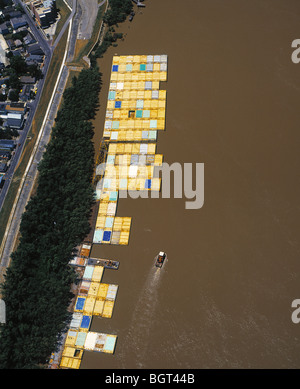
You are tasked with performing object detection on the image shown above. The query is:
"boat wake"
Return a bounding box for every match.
[120,264,165,368]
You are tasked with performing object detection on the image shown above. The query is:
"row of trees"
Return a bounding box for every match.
[92,29,123,65]
[0,68,101,368]
[103,0,133,26]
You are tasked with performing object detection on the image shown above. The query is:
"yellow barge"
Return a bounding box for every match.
[56,54,168,369]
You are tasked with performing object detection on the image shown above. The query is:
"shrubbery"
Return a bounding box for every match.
[103,0,133,26]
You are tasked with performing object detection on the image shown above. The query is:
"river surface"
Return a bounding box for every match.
[80,0,300,369]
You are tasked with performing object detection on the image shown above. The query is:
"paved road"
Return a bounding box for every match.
[0,1,80,270]
[66,0,81,61]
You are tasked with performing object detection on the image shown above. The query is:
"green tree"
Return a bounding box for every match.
[103,0,133,26]
[8,89,19,101]
[9,56,27,76]
[8,72,21,90]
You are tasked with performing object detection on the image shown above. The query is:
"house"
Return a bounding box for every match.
[25,54,43,66]
[6,117,23,129]
[23,32,36,46]
[6,112,24,129]
[7,11,23,19]
[0,23,9,36]
[6,102,26,115]
[0,139,15,150]
[5,38,15,51]
[0,148,11,160]
[15,26,28,34]
[10,16,28,30]
[19,84,33,102]
[0,162,7,173]
[2,6,15,17]
[20,75,36,84]
[26,43,44,56]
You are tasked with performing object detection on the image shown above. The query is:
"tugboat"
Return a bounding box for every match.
[154,251,167,268]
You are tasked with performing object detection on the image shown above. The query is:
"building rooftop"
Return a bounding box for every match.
[10,16,27,30]
[8,102,25,109]
[6,117,23,128]
[26,43,44,55]
[20,76,36,84]
[0,139,15,149]
[0,162,7,173]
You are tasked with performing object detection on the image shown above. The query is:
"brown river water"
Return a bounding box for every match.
[80,0,300,369]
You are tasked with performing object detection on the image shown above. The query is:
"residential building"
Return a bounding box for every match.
[20,75,36,84]
[0,162,7,173]
[2,6,15,17]
[6,102,26,115]
[25,54,43,64]
[7,11,23,19]
[5,38,15,50]
[19,84,33,102]
[23,32,36,45]
[0,139,15,150]
[10,16,28,30]
[6,112,24,129]
[0,148,11,160]
[0,23,9,35]
[29,0,57,29]
[26,43,44,55]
